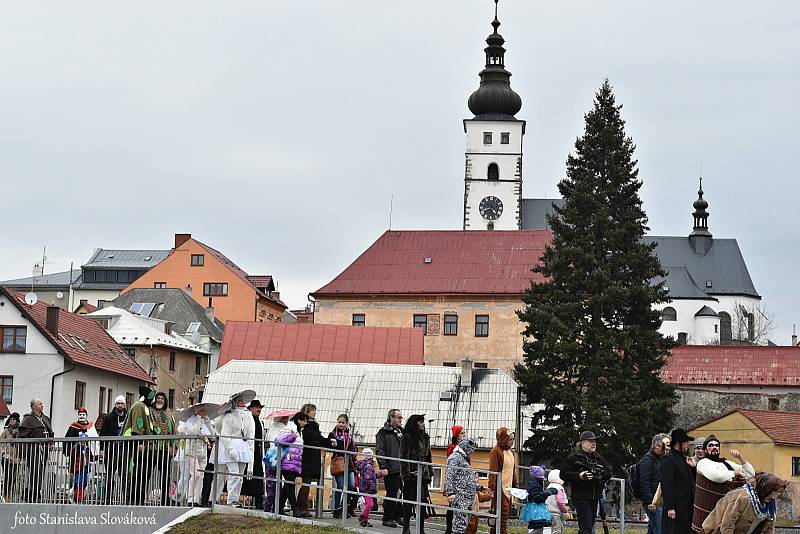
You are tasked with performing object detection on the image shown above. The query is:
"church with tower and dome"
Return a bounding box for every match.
[312,1,763,369]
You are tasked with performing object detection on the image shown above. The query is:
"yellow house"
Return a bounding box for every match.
[691,409,800,483]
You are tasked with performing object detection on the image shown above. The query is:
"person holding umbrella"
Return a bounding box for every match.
[177,402,220,506]
[212,390,256,507]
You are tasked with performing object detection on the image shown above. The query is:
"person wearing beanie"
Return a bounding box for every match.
[1,412,21,500]
[445,437,479,534]
[64,407,99,503]
[689,437,707,467]
[546,469,570,534]
[526,466,557,534]
[355,447,389,527]
[444,425,466,534]
[692,435,755,532]
[701,472,785,534]
[400,414,434,533]
[489,426,517,534]
[99,395,128,502]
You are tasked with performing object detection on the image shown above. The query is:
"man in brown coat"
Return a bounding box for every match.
[488,427,517,534]
[701,473,785,534]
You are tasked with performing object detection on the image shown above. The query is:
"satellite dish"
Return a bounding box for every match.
[25,292,38,306]
[56,291,64,299]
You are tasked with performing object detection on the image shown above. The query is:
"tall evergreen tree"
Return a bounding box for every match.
[514,80,676,472]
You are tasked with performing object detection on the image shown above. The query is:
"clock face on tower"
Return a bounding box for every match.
[479,196,503,220]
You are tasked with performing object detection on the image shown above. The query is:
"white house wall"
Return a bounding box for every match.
[51,364,144,433]
[656,294,763,344]
[0,293,63,419]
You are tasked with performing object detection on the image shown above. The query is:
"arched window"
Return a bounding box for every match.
[487,163,499,181]
[719,311,732,342]
[662,306,677,322]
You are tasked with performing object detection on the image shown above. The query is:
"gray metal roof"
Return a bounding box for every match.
[645,237,759,299]
[695,305,719,318]
[112,288,224,342]
[520,198,565,230]
[652,266,713,300]
[520,196,759,300]
[203,361,520,450]
[82,249,170,269]
[1,269,81,288]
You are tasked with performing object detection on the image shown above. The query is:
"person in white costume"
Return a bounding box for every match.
[212,391,255,506]
[178,404,217,506]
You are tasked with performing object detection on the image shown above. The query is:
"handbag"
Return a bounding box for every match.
[330,455,345,476]
[520,502,552,526]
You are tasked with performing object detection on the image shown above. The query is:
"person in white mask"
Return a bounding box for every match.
[212,391,255,507]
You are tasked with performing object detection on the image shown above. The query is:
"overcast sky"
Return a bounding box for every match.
[2,1,798,343]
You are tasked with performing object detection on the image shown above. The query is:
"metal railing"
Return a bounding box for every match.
[1,435,208,507]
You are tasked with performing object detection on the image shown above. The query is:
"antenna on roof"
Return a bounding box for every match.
[388,194,394,230]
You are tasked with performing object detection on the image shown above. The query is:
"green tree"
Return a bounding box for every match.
[514,80,676,472]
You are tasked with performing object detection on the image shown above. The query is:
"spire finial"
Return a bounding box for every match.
[491,0,501,34]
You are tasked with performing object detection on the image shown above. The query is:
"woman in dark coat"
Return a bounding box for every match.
[661,429,696,534]
[400,414,434,533]
[297,403,322,517]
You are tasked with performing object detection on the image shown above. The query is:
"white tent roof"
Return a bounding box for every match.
[204,360,520,450]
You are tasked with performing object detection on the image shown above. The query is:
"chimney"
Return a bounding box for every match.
[46,306,60,335]
[269,291,281,301]
[164,323,172,335]
[461,359,473,388]
[205,306,215,322]
[175,233,191,248]
[185,284,192,297]
[792,324,797,347]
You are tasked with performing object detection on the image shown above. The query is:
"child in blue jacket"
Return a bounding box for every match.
[527,465,557,534]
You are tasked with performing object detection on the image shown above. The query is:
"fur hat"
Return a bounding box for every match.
[496,427,514,450]
[458,437,477,456]
[114,395,126,405]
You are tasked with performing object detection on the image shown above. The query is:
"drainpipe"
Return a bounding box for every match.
[50,358,76,421]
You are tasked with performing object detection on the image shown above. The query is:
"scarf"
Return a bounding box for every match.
[744,483,776,520]
[384,420,403,441]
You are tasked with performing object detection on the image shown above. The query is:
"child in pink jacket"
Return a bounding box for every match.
[546,469,570,534]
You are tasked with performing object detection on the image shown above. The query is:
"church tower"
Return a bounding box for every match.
[463,0,525,230]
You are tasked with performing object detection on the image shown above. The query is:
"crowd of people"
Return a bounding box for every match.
[0,390,789,534]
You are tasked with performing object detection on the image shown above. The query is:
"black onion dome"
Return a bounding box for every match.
[468,15,522,120]
[693,185,708,211]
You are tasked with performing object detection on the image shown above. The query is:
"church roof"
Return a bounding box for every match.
[643,236,759,299]
[520,196,759,300]
[312,230,551,297]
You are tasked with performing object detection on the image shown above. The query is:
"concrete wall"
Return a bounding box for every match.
[128,345,207,409]
[675,387,800,430]
[314,295,524,369]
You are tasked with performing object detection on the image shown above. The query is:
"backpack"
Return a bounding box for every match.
[626,461,641,499]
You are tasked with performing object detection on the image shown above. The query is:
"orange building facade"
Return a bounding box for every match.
[124,234,286,323]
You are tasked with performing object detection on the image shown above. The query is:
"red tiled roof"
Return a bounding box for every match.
[246,275,274,291]
[2,288,153,383]
[663,345,800,387]
[197,241,287,310]
[693,409,800,447]
[312,230,551,296]
[738,409,800,446]
[0,396,10,417]
[75,302,98,313]
[218,321,425,367]
[290,309,314,324]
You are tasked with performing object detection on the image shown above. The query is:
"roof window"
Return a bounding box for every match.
[129,302,156,316]
[423,257,432,264]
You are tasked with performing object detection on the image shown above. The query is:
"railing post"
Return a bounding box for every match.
[415,461,423,534]
[494,471,503,531]
[340,452,348,528]
[619,477,626,534]
[317,451,325,519]
[211,436,219,509]
[274,440,282,515]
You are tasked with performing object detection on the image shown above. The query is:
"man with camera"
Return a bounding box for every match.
[560,431,612,534]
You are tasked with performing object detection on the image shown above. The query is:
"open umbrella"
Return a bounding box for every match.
[176,402,224,422]
[264,408,297,419]
[218,389,258,413]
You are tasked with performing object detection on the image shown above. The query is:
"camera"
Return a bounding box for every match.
[589,465,607,480]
